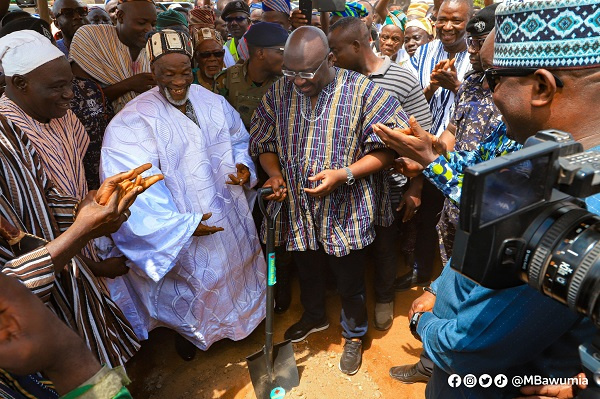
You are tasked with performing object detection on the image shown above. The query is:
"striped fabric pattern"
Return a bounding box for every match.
[250,68,408,257]
[0,115,139,371]
[0,96,89,200]
[69,24,151,113]
[407,39,472,136]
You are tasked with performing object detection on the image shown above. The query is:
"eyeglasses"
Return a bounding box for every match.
[223,16,248,23]
[379,34,402,44]
[197,50,225,59]
[467,35,487,51]
[265,46,284,53]
[282,53,329,80]
[55,6,89,18]
[484,67,565,93]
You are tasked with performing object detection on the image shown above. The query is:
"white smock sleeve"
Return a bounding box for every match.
[100,112,204,282]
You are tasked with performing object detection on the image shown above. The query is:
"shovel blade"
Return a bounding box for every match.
[247,340,299,399]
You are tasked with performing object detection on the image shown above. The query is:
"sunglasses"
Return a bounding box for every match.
[197,50,225,59]
[282,53,329,80]
[56,6,89,18]
[484,67,565,93]
[224,16,248,23]
[467,35,487,51]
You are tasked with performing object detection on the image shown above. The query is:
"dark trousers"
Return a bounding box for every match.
[292,247,368,339]
[372,206,402,303]
[413,179,445,280]
[417,351,434,376]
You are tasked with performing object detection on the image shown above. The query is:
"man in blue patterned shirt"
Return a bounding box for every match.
[376,0,600,397]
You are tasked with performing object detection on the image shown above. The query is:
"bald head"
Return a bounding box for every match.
[440,0,474,18]
[283,26,335,99]
[285,25,329,64]
[330,17,370,46]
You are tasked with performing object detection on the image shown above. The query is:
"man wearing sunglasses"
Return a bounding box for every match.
[52,0,89,56]
[250,26,408,376]
[221,0,250,63]
[375,1,600,397]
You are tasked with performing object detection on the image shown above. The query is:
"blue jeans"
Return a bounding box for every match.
[293,247,368,339]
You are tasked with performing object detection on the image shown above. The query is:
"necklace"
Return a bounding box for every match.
[294,78,341,123]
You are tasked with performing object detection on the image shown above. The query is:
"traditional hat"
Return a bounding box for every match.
[156,9,189,30]
[383,10,407,30]
[495,0,600,69]
[405,17,433,36]
[0,30,64,76]
[262,0,290,15]
[147,29,193,63]
[244,21,288,47]
[0,17,54,42]
[192,26,223,47]
[221,0,250,19]
[190,6,216,26]
[406,3,428,19]
[330,2,368,18]
[466,3,497,36]
[118,0,155,4]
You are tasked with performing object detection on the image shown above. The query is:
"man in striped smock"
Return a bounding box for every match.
[406,0,473,137]
[250,26,408,376]
[69,0,157,112]
[0,30,129,279]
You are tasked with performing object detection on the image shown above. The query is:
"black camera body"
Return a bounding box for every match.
[451,130,600,326]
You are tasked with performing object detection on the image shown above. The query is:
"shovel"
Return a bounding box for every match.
[247,186,299,399]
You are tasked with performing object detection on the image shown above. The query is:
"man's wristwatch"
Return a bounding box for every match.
[344,167,355,186]
[409,311,425,341]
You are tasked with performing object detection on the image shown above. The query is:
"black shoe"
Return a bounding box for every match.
[284,317,329,342]
[339,339,362,375]
[175,334,196,361]
[394,271,430,292]
[389,363,430,384]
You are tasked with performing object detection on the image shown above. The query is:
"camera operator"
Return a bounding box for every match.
[374,0,600,398]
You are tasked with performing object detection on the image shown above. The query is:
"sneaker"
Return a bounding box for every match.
[374,301,394,331]
[339,338,362,375]
[283,317,329,343]
[394,271,430,292]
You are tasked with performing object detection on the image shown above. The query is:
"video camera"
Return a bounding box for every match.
[451,130,600,397]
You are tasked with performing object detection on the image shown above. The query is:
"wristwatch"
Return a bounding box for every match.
[409,311,424,341]
[344,167,355,186]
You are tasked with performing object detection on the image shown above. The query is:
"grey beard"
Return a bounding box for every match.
[162,86,190,106]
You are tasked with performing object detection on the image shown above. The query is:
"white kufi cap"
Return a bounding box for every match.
[0,30,65,76]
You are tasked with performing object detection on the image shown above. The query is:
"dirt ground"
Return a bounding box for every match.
[125,265,432,399]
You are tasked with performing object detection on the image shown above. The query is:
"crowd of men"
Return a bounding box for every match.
[0,0,598,398]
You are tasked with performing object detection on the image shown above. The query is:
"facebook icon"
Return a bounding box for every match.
[448,374,462,388]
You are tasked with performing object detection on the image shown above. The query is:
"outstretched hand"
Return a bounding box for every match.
[226,163,251,186]
[304,169,346,198]
[95,163,163,207]
[193,212,224,236]
[373,116,439,168]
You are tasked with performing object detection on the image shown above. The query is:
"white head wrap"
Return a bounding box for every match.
[0,30,65,76]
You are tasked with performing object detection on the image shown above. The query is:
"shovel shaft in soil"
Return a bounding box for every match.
[247,187,299,399]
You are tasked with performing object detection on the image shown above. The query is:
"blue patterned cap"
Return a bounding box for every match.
[495,0,600,69]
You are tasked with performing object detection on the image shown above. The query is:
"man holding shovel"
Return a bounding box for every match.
[250,26,408,375]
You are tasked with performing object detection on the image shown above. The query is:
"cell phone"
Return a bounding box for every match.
[299,0,313,22]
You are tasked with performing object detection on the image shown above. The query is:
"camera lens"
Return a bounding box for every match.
[522,201,600,326]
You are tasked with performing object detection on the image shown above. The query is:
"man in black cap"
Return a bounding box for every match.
[221,0,250,62]
[215,21,287,129]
